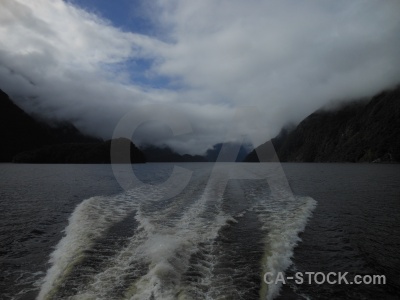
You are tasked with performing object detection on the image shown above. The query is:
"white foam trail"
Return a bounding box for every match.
[130,214,231,300]
[63,169,231,299]
[36,186,158,300]
[37,164,317,300]
[67,228,148,300]
[127,170,233,300]
[256,188,317,300]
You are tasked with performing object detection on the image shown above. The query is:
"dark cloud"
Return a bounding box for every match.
[1,0,399,154]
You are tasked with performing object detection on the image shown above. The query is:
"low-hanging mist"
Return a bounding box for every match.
[1,0,400,154]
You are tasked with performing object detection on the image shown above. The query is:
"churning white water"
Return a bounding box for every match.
[36,164,316,300]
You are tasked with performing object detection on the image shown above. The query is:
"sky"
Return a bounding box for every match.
[1,0,400,154]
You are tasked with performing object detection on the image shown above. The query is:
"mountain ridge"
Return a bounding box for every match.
[141,145,207,162]
[245,85,400,163]
[0,89,146,163]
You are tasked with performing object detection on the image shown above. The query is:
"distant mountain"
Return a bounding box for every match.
[205,142,252,162]
[0,89,145,163]
[244,126,293,162]
[0,89,100,161]
[141,145,206,162]
[13,138,146,164]
[245,85,400,163]
[141,142,252,163]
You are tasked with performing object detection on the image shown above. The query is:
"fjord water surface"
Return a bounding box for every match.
[0,163,399,299]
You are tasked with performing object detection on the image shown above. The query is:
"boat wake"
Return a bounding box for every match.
[37,165,316,300]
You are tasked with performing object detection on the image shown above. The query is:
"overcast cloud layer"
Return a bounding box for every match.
[1,0,400,154]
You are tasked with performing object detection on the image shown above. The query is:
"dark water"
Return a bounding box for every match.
[0,163,399,299]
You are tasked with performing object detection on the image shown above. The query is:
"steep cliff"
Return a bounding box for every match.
[245,85,400,163]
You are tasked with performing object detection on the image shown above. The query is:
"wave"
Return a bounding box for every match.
[37,186,157,300]
[255,188,317,300]
[94,170,234,300]
[36,165,316,300]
